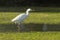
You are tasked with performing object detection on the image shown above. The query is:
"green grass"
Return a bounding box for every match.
[0,32,60,40]
[0,12,60,40]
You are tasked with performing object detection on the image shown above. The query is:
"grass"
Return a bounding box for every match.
[0,32,60,40]
[0,12,60,40]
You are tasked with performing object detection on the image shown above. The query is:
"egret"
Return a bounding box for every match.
[11,8,32,31]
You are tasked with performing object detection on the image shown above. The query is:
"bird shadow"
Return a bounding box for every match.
[0,23,60,33]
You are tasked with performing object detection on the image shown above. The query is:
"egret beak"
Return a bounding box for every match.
[32,10,35,11]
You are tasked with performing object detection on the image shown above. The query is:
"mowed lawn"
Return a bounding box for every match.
[0,12,60,40]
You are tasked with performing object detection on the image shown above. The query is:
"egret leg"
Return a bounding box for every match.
[17,23,25,32]
[20,23,25,31]
[17,23,20,32]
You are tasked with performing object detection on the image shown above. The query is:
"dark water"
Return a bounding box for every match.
[0,23,60,32]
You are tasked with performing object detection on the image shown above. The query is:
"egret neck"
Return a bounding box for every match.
[26,8,31,15]
[26,10,29,15]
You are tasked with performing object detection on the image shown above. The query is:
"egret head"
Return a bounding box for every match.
[26,8,32,15]
[27,8,32,12]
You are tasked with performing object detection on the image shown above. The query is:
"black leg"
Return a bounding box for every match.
[17,23,25,32]
[20,23,25,31]
[17,23,20,32]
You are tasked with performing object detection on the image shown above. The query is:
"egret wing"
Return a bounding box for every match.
[12,13,28,23]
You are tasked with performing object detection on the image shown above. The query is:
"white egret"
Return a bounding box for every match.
[11,8,32,31]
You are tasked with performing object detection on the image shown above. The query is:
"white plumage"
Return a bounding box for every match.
[11,8,31,23]
[12,13,28,23]
[11,8,32,31]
